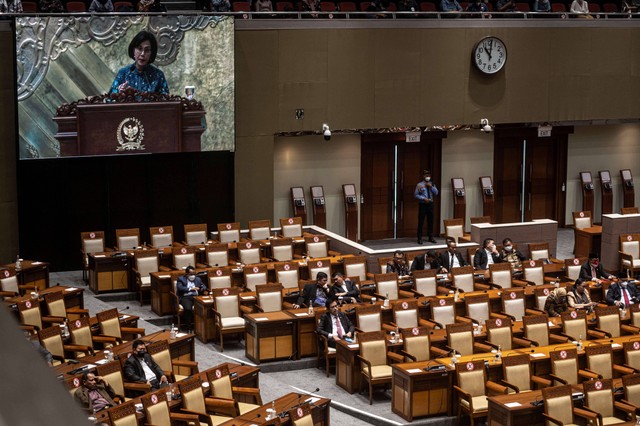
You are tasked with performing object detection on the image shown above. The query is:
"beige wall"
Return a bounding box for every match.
[0,22,18,263]
[566,124,640,224]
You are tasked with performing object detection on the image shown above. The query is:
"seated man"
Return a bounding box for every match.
[176,265,208,332]
[317,298,355,347]
[411,250,442,273]
[124,340,168,391]
[499,238,526,269]
[386,250,410,276]
[579,253,615,283]
[606,279,640,308]
[74,372,118,413]
[474,238,502,270]
[439,240,467,273]
[331,272,360,304]
[293,271,331,309]
[544,287,568,317]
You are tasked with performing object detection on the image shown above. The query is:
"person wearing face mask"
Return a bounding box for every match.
[567,278,597,313]
[439,240,467,273]
[499,238,526,269]
[176,265,208,332]
[606,279,639,308]
[579,253,615,283]
[474,238,502,270]
[387,250,411,276]
[414,170,439,244]
[123,340,168,392]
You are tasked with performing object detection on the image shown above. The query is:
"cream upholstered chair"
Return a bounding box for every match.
[585,344,634,380]
[304,235,339,258]
[451,266,476,293]
[343,255,374,285]
[133,249,161,304]
[255,283,283,312]
[172,246,196,270]
[0,268,22,299]
[206,364,262,415]
[141,389,201,426]
[499,288,528,321]
[595,305,640,338]
[399,326,445,361]
[542,384,599,426]
[500,353,551,393]
[573,211,593,253]
[308,258,331,283]
[243,264,268,292]
[388,300,430,331]
[68,316,117,357]
[488,262,513,289]
[288,402,313,426]
[97,360,150,400]
[462,293,499,325]
[274,262,300,292]
[563,257,587,281]
[621,374,640,410]
[528,242,561,264]
[95,308,145,344]
[411,269,440,297]
[249,219,272,240]
[534,286,555,311]
[355,304,382,333]
[17,299,64,332]
[358,330,394,404]
[485,318,532,351]
[177,376,236,424]
[107,401,139,426]
[521,259,546,286]
[80,231,106,281]
[208,267,233,290]
[184,223,208,245]
[205,243,230,267]
[428,296,456,329]
[444,218,467,243]
[446,322,492,356]
[238,240,262,265]
[549,348,599,385]
[620,234,640,277]
[270,237,294,262]
[280,217,303,238]
[630,303,640,328]
[373,272,400,301]
[560,310,605,341]
[522,314,567,347]
[624,341,640,372]
[38,325,92,365]
[149,225,174,248]
[147,339,199,383]
[44,289,89,320]
[212,288,245,352]
[583,379,635,425]
[115,228,140,250]
[217,222,241,244]
[454,360,507,426]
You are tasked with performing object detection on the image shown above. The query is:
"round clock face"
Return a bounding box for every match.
[473,36,507,75]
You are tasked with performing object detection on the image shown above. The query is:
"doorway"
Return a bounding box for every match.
[360,132,444,241]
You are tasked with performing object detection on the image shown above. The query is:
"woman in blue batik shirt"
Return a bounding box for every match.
[110,31,169,95]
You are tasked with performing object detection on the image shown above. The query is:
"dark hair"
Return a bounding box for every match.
[128,30,158,64]
[502,238,512,245]
[325,297,337,309]
[482,238,494,248]
[394,250,405,257]
[316,271,328,281]
[332,272,344,279]
[132,339,146,349]
[185,265,196,274]
[426,250,437,258]
[81,371,93,383]
[574,278,586,287]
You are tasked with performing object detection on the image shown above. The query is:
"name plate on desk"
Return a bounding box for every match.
[505,402,522,408]
[530,353,545,358]
[65,287,78,292]
[348,344,359,349]
[158,275,171,278]
[294,313,308,317]
[406,368,422,374]
[254,317,269,322]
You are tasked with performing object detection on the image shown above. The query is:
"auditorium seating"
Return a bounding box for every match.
[500,353,551,393]
[98,360,150,400]
[270,237,294,261]
[485,317,531,350]
[584,344,634,379]
[398,326,441,361]
[205,243,230,267]
[80,231,106,281]
[18,299,64,332]
[212,287,245,352]
[388,299,430,330]
[1,267,29,298]
[541,385,598,425]
[549,348,598,385]
[409,269,440,297]
[355,304,382,333]
[95,308,145,344]
[183,223,208,245]
[443,218,468,243]
[451,265,476,292]
[172,245,197,270]
[454,360,506,426]
[255,283,285,312]
[38,325,92,365]
[217,222,241,244]
[115,228,141,250]
[107,400,139,426]
[208,266,233,289]
[44,289,89,319]
[206,364,262,414]
[177,376,236,423]
[147,339,199,382]
[274,261,301,291]
[68,316,118,355]
[149,226,174,248]
[248,219,272,240]
[133,249,163,304]
[445,322,492,355]
[141,389,201,426]
[279,217,303,238]
[522,314,568,347]
[620,233,640,277]
[243,264,268,291]
[582,379,634,424]
[237,240,262,265]
[357,330,394,404]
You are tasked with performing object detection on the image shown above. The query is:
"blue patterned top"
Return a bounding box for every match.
[109,63,169,95]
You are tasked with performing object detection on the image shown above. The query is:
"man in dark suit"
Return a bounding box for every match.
[176,265,208,332]
[331,272,360,303]
[579,253,615,283]
[411,250,442,273]
[606,279,640,308]
[317,298,355,347]
[439,240,467,273]
[74,372,119,412]
[123,340,168,391]
[293,271,331,309]
[474,238,502,270]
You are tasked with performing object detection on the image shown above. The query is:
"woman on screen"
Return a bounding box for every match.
[110,31,169,95]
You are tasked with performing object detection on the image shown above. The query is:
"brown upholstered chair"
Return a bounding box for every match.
[44,290,89,320]
[80,231,106,281]
[620,233,640,277]
[562,257,587,282]
[583,379,635,425]
[149,226,175,248]
[212,288,245,352]
[255,283,285,312]
[177,376,235,424]
[279,217,303,238]
[595,305,640,338]
[426,296,456,329]
[95,308,145,344]
[0,267,32,298]
[549,348,599,385]
[307,258,332,283]
[183,223,209,245]
[443,218,468,243]
[560,310,605,341]
[206,364,262,415]
[205,243,230,267]
[243,264,268,292]
[355,304,382,333]
[304,234,339,258]
[68,316,117,357]
[17,299,64,332]
[288,402,313,426]
[499,288,543,321]
[141,389,200,426]
[237,240,264,265]
[585,344,634,379]
[541,384,599,426]
[528,242,562,265]
[133,248,166,304]
[499,353,551,393]
[454,360,507,426]
[115,228,141,250]
[387,299,430,331]
[38,325,92,365]
[371,272,412,301]
[107,401,139,426]
[274,261,300,292]
[397,326,444,361]
[97,360,149,401]
[451,266,477,293]
[248,219,272,240]
[171,245,197,270]
[410,269,445,297]
[519,259,547,286]
[270,237,294,262]
[358,330,396,404]
[485,318,531,351]
[217,222,241,244]
[343,255,374,285]
[522,314,568,347]
[445,322,492,356]
[621,373,640,410]
[147,339,199,383]
[207,266,232,290]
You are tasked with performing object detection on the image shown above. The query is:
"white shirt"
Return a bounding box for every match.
[330,314,343,338]
[140,358,157,382]
[451,253,461,268]
[485,249,495,266]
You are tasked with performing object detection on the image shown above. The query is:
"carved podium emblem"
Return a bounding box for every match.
[116,117,146,151]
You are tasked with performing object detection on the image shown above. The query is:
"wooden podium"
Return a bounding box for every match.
[53,89,206,157]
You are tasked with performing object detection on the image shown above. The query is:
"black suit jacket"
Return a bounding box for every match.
[579,262,610,281]
[123,353,165,384]
[317,311,355,340]
[297,283,331,307]
[411,254,442,272]
[606,282,640,306]
[439,251,467,271]
[473,249,502,270]
[331,279,360,302]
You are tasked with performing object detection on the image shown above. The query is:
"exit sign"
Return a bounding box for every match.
[538,126,552,137]
[406,131,421,143]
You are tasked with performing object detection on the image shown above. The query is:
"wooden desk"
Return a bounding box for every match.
[150,271,180,316]
[601,213,640,272]
[3,260,50,291]
[392,361,453,421]
[471,219,558,258]
[286,309,319,359]
[193,295,216,343]
[575,225,602,259]
[245,311,295,363]
[5,285,84,313]
[88,252,131,293]
[223,392,331,426]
